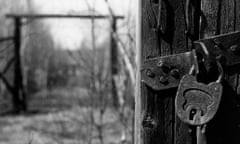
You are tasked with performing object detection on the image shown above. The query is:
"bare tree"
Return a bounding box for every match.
[104,1,136,143]
[65,1,136,143]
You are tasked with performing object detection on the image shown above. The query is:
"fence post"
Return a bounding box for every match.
[135,0,198,143]
[110,17,119,108]
[13,17,26,112]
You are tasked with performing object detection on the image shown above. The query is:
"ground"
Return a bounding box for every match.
[0,87,133,144]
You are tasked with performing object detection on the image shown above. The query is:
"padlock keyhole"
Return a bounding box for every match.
[189,109,197,121]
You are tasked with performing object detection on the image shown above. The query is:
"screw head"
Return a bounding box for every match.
[229,44,240,56]
[170,68,180,79]
[158,60,164,67]
[159,76,169,85]
[230,44,240,53]
[146,69,155,78]
[214,38,221,45]
[230,45,237,52]
[158,60,170,74]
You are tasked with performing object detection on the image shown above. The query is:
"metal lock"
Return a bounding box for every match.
[175,62,223,126]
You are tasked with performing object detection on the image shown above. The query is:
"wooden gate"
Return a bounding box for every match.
[135,0,240,144]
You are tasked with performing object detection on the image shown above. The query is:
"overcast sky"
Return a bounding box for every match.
[32,0,136,50]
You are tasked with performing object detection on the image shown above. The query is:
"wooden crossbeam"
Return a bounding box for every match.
[0,37,14,43]
[6,13,124,19]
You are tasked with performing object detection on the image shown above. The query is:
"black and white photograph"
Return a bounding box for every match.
[0,0,240,144]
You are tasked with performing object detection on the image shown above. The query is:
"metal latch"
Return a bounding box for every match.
[195,31,240,67]
[141,51,198,91]
[141,31,240,91]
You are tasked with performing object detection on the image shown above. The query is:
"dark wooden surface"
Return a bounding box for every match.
[201,0,240,144]
[136,0,240,144]
[136,0,193,144]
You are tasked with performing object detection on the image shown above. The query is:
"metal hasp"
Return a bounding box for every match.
[141,31,240,91]
[141,51,198,91]
[194,31,240,67]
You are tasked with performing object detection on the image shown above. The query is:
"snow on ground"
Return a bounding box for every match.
[0,87,133,144]
[0,106,131,144]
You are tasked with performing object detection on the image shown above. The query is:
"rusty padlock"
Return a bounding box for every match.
[175,62,223,126]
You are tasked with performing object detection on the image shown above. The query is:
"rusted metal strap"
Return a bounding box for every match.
[194,31,240,67]
[141,31,240,91]
[141,51,198,91]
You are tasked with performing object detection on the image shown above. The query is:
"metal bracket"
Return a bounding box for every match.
[141,51,198,91]
[141,31,240,91]
[194,31,240,66]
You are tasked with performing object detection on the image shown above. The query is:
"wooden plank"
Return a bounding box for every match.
[0,37,14,43]
[136,0,194,144]
[200,0,219,37]
[173,1,201,143]
[140,0,166,143]
[233,0,240,143]
[6,14,124,19]
[201,0,240,143]
[137,1,240,143]
[134,0,142,143]
[13,18,27,112]
[220,0,235,33]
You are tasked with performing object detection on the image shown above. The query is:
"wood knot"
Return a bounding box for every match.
[142,115,157,130]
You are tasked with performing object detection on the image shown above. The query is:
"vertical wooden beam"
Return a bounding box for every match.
[110,18,119,108]
[135,0,142,143]
[201,0,240,143]
[235,0,240,141]
[135,0,196,144]
[200,0,219,38]
[13,18,26,112]
[174,0,200,142]
[111,18,118,74]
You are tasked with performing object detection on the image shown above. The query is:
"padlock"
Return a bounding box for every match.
[175,62,223,126]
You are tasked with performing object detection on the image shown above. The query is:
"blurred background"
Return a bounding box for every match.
[0,0,136,144]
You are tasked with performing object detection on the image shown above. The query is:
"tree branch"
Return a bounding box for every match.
[0,73,14,96]
[2,57,15,75]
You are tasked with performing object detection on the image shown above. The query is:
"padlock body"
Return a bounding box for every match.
[175,74,222,125]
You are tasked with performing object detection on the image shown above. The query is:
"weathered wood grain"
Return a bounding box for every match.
[136,0,240,144]
[136,0,194,144]
[201,0,240,143]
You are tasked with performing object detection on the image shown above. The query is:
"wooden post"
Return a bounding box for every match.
[200,0,240,143]
[110,18,120,108]
[13,18,26,112]
[111,18,118,75]
[135,0,200,144]
[136,0,240,144]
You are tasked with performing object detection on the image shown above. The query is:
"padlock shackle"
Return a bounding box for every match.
[193,41,224,83]
[189,50,199,75]
[216,61,224,83]
[189,65,195,75]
